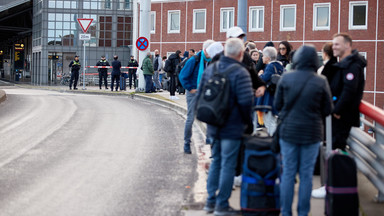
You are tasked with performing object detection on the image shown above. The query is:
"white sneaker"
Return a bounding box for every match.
[169,96,174,100]
[234,175,242,187]
[170,96,179,100]
[312,186,326,199]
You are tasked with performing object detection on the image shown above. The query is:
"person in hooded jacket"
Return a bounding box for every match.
[274,45,333,216]
[277,41,292,68]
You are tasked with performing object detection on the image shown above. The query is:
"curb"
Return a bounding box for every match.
[0,89,6,104]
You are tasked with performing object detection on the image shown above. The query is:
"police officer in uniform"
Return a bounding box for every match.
[96,56,110,89]
[69,55,81,90]
[127,55,138,89]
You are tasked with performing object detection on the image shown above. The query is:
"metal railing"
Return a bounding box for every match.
[343,101,384,202]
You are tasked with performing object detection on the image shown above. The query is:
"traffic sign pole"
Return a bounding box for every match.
[83,41,86,90]
[137,0,151,92]
[77,18,93,90]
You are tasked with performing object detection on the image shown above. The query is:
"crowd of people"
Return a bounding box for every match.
[67,26,366,216]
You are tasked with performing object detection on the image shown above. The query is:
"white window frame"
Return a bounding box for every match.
[220,7,235,32]
[150,11,156,34]
[168,10,181,34]
[359,52,367,80]
[280,4,296,31]
[349,1,368,30]
[249,6,264,32]
[193,9,206,33]
[313,3,331,31]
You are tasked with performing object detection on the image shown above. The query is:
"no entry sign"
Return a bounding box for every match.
[136,37,149,51]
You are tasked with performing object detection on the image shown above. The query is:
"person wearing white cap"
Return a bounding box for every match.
[211,26,266,98]
[178,40,219,154]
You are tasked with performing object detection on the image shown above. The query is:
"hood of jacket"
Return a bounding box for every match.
[292,45,320,71]
[183,51,189,59]
[334,49,367,69]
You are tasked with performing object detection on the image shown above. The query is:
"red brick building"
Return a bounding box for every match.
[148,0,384,109]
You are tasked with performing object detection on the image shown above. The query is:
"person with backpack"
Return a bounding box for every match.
[255,47,284,136]
[274,45,333,216]
[178,40,215,154]
[164,50,183,99]
[153,49,163,92]
[200,38,254,215]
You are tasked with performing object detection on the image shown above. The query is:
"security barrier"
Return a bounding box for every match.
[346,101,384,202]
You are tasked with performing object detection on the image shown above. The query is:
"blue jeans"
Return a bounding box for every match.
[184,91,197,146]
[144,74,153,93]
[206,139,241,209]
[280,139,320,216]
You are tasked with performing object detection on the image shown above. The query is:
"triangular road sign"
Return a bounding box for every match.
[77,18,93,33]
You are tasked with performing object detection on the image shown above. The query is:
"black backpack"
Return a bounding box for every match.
[195,62,237,127]
[163,59,173,74]
[176,55,200,77]
[267,64,284,95]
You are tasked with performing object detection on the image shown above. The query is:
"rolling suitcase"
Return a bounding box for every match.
[325,150,359,216]
[241,129,280,216]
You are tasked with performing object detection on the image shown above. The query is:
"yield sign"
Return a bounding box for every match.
[77,18,93,33]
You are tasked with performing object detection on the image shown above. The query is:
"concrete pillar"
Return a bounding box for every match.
[136,0,151,92]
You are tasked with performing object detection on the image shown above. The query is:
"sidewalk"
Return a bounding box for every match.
[9,83,384,216]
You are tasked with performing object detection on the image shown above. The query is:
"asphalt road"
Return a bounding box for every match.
[0,87,197,216]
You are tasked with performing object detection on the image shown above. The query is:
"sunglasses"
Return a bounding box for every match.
[279,47,287,50]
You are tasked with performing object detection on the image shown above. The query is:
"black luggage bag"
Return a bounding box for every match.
[241,130,280,216]
[325,150,359,216]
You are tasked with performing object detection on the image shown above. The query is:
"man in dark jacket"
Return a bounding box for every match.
[201,38,254,215]
[167,50,182,99]
[128,55,138,89]
[331,33,366,150]
[274,45,333,216]
[96,56,110,90]
[69,55,81,90]
[111,55,121,91]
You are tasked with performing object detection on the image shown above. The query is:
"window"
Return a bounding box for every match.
[313,3,330,30]
[249,6,264,32]
[349,1,368,29]
[104,0,111,9]
[193,9,206,33]
[220,7,234,32]
[168,10,180,33]
[359,52,367,80]
[280,5,296,31]
[150,11,156,34]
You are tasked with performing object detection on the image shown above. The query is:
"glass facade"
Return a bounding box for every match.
[32,0,133,85]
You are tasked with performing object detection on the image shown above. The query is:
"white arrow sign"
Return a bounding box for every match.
[77,18,93,33]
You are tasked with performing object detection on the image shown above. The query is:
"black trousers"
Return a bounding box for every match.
[69,71,79,88]
[129,71,137,88]
[169,74,176,96]
[111,74,120,90]
[332,116,352,151]
[99,71,108,88]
